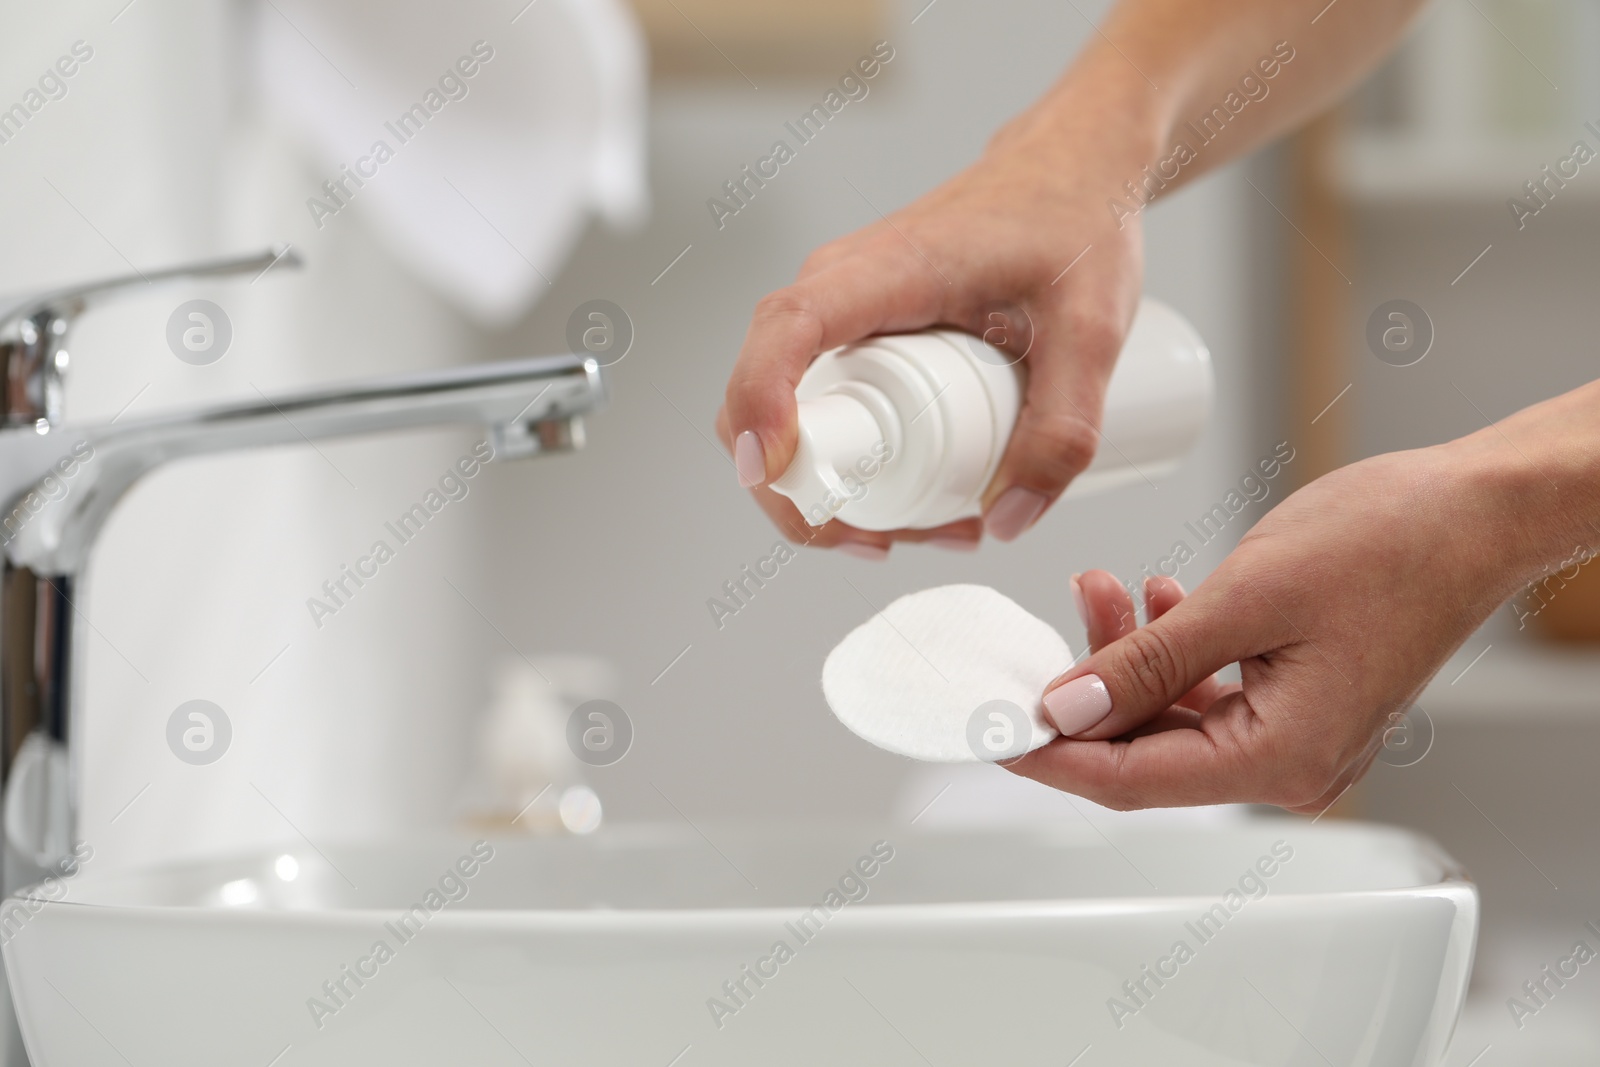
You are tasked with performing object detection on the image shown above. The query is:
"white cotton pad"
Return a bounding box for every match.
[821,584,1073,763]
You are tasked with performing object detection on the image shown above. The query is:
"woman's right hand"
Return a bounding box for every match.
[716,71,1165,557]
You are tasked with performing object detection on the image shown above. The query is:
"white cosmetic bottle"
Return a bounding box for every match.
[769,297,1213,531]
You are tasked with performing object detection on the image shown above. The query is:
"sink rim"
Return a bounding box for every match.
[3,818,1474,922]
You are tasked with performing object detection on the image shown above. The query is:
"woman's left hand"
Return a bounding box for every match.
[1007,428,1585,812]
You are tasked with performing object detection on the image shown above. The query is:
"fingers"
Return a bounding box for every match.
[1142,575,1185,619]
[717,404,879,550]
[1143,576,1229,713]
[1013,687,1378,811]
[902,517,986,551]
[981,270,1140,541]
[1016,565,1393,811]
[1070,571,1231,727]
[1074,569,1138,652]
[717,401,985,556]
[1123,706,1204,738]
[1009,692,1272,809]
[718,401,986,555]
[1042,578,1285,741]
[724,248,949,490]
[1015,583,1368,808]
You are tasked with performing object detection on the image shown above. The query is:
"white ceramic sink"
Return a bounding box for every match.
[2,819,1474,1066]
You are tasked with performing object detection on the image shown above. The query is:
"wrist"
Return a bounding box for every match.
[985,46,1172,186]
[1436,380,1600,586]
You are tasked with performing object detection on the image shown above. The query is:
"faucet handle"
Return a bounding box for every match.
[0,245,302,431]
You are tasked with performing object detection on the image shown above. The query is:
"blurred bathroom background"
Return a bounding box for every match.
[3,0,1599,1061]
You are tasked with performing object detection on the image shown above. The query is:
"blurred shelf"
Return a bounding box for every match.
[626,0,886,80]
[1331,131,1600,204]
[1422,641,1600,721]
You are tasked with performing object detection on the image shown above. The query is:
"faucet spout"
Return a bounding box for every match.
[2,352,603,575]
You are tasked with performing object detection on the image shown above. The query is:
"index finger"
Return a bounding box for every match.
[716,403,983,552]
[723,247,950,486]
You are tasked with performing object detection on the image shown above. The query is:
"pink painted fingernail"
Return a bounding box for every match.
[1070,573,1087,628]
[1043,674,1112,736]
[929,536,979,553]
[837,541,889,561]
[984,487,1047,542]
[735,430,765,488]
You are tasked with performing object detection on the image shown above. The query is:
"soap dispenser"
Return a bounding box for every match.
[769,297,1213,530]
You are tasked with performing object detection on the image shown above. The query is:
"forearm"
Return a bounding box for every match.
[992,0,1429,199]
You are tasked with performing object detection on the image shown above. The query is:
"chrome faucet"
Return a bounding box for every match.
[0,246,602,913]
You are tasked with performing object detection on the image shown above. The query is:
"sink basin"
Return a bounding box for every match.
[2,819,1474,1066]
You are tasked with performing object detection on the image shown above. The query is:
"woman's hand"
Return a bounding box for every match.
[716,0,1437,558]
[716,71,1162,556]
[1009,428,1586,812]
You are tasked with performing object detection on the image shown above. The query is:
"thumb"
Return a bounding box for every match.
[1041,584,1281,740]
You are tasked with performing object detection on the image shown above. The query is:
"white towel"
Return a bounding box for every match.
[822,585,1071,763]
[252,0,648,325]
